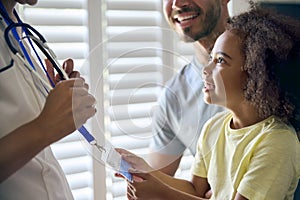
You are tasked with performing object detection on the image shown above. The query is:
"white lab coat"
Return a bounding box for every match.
[0,18,74,200]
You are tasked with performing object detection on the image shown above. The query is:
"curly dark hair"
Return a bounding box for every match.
[226,4,300,131]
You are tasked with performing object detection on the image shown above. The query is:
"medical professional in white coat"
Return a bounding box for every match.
[0,0,96,199]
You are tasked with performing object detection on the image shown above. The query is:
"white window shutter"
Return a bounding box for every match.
[104,1,164,199]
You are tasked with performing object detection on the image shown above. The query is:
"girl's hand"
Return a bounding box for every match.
[115,148,153,173]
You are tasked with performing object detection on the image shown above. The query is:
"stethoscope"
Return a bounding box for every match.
[0,2,106,153]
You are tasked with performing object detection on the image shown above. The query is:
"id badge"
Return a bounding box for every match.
[98,141,133,182]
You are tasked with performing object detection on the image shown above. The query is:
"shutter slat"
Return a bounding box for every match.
[72,188,93,200]
[32,26,88,43]
[23,9,87,26]
[107,11,161,26]
[51,141,88,160]
[66,172,92,189]
[111,134,151,150]
[57,156,91,175]
[109,72,162,89]
[108,102,157,121]
[109,119,152,136]
[107,27,161,42]
[34,0,85,9]
[47,43,88,59]
[109,88,159,105]
[108,57,162,74]
[107,0,160,11]
[107,42,162,58]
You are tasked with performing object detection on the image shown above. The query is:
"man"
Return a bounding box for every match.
[148,0,229,176]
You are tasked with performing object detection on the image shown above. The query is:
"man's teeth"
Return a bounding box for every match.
[176,14,198,22]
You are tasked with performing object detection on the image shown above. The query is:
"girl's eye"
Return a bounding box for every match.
[208,55,227,64]
[217,57,225,64]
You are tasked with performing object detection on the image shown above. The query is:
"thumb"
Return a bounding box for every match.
[62,58,74,75]
[129,169,151,180]
[45,59,55,82]
[115,148,133,155]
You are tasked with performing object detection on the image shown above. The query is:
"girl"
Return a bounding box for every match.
[118,5,300,200]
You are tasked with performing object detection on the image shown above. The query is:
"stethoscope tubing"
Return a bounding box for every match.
[4,22,69,81]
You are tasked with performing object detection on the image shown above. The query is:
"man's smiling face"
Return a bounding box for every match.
[163,0,222,42]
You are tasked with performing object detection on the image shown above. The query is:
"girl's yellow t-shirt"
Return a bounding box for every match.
[192,111,300,200]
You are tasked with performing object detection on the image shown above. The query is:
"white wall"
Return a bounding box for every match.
[229,0,250,16]
[229,0,300,16]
